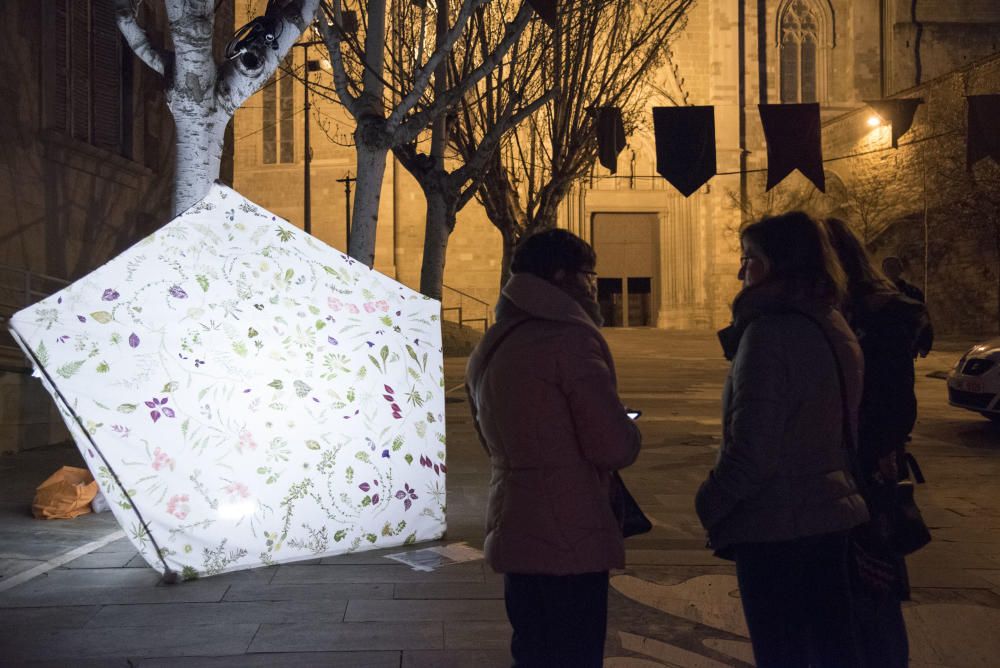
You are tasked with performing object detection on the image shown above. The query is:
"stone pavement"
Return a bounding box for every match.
[1,329,999,666]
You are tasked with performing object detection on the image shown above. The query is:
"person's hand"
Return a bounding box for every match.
[877,452,899,482]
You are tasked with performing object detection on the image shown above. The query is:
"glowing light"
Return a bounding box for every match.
[867,115,882,127]
[218,501,256,520]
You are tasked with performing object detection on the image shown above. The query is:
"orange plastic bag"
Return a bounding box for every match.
[32,466,98,519]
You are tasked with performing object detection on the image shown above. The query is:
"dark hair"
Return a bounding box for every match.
[824,217,897,304]
[740,211,846,305]
[510,228,597,282]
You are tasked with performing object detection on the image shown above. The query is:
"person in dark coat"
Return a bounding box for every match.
[882,255,934,356]
[466,229,641,668]
[827,219,930,668]
[696,212,869,668]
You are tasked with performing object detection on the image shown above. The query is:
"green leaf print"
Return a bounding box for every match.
[404,532,417,545]
[56,360,86,379]
[268,379,283,390]
[306,440,321,450]
[117,403,137,414]
[162,381,179,393]
[37,341,49,366]
[90,311,112,324]
[380,345,389,365]
[233,341,248,357]
[95,361,109,373]
[196,275,209,292]
[334,529,347,542]
[293,380,311,398]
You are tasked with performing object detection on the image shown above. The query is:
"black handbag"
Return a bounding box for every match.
[889,453,931,555]
[611,471,652,538]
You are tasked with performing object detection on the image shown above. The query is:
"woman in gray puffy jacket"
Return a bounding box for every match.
[696,211,869,668]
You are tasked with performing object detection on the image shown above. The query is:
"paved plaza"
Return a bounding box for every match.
[1,329,999,666]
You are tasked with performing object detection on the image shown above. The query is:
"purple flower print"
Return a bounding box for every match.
[144,397,174,422]
[395,484,418,511]
[77,315,86,323]
[102,289,120,301]
[168,285,188,299]
[129,333,140,348]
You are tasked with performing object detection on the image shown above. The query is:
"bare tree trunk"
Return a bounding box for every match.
[499,225,518,288]
[419,189,453,300]
[172,111,228,214]
[348,136,389,266]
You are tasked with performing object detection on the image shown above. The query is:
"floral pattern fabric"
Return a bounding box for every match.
[9,184,446,579]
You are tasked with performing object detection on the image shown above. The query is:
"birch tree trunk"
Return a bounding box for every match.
[115,0,318,216]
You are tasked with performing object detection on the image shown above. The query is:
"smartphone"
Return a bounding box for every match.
[626,409,641,420]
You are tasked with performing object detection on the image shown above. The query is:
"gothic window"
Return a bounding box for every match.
[780,0,820,103]
[262,58,294,164]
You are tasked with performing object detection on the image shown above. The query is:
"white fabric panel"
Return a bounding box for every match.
[10,184,446,579]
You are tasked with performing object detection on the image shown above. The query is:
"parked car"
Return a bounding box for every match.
[948,338,1000,422]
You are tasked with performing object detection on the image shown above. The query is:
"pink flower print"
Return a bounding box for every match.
[363,302,376,313]
[102,289,119,301]
[376,300,389,312]
[151,447,174,471]
[395,484,418,511]
[144,397,174,422]
[225,482,251,500]
[346,304,359,315]
[166,494,190,519]
[327,296,343,311]
[237,429,258,453]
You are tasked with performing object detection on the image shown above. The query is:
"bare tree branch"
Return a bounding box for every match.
[394,0,534,143]
[114,0,169,76]
[386,0,490,127]
[317,2,362,115]
[216,0,320,115]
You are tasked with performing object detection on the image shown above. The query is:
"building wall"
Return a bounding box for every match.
[822,52,1000,335]
[232,1,1000,335]
[0,0,233,451]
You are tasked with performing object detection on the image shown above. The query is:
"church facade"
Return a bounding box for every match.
[233,1,1000,332]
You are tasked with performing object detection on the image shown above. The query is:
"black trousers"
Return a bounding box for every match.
[854,590,909,667]
[503,571,609,668]
[735,531,861,668]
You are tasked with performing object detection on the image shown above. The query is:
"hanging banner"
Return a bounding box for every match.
[864,98,923,148]
[593,106,628,174]
[653,106,717,197]
[967,95,1000,170]
[759,103,825,192]
[527,0,557,28]
[9,184,447,581]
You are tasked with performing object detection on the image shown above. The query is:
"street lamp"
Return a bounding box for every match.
[293,40,324,236]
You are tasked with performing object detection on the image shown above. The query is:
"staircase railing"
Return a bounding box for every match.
[0,265,70,373]
[441,284,493,332]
